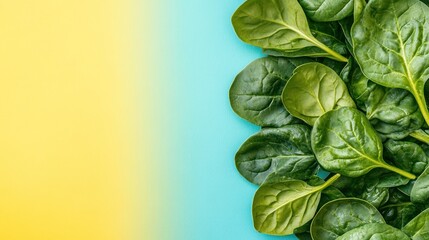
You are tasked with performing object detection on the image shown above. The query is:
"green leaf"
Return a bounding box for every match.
[310,198,385,240]
[311,107,416,179]
[352,0,429,127]
[402,208,429,240]
[348,66,424,140]
[232,0,348,62]
[282,63,355,125]
[252,174,340,235]
[230,57,310,127]
[297,0,353,22]
[353,0,366,22]
[331,169,407,207]
[384,139,429,175]
[398,181,415,196]
[235,125,318,185]
[380,189,421,229]
[411,165,429,203]
[265,20,348,58]
[336,223,411,240]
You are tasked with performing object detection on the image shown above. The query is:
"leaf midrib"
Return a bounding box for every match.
[328,128,382,168]
[265,185,320,216]
[240,10,319,48]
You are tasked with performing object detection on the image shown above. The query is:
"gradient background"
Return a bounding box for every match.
[0,0,296,240]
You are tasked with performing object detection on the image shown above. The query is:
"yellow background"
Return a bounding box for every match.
[0,1,159,239]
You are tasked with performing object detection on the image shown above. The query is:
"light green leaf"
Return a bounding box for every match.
[253,174,340,235]
[282,62,355,125]
[232,0,347,62]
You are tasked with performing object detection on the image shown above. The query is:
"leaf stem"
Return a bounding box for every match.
[320,173,341,190]
[311,38,348,63]
[382,164,416,180]
[410,130,429,144]
[410,86,429,127]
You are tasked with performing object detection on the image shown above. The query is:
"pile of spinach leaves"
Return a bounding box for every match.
[230,0,429,239]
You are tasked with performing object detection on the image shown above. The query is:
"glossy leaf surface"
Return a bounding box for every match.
[311,107,415,179]
[411,165,429,203]
[230,57,309,127]
[235,125,318,185]
[384,139,429,175]
[253,174,340,235]
[298,0,353,22]
[311,198,385,240]
[352,0,429,126]
[348,67,424,140]
[232,0,347,61]
[336,223,411,240]
[402,208,429,240]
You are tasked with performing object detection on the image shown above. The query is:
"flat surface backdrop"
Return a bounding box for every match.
[0,0,297,239]
[167,0,298,239]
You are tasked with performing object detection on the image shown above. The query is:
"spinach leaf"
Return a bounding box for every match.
[336,223,411,240]
[265,20,348,58]
[308,20,348,56]
[230,57,310,127]
[352,0,429,126]
[232,0,348,62]
[348,66,424,140]
[318,58,346,76]
[402,208,429,240]
[293,176,346,239]
[411,165,429,203]
[331,169,407,207]
[338,17,353,53]
[282,63,355,125]
[295,233,312,240]
[339,58,353,83]
[384,139,429,175]
[380,188,421,229]
[297,0,353,22]
[398,181,415,197]
[381,202,420,229]
[311,107,416,179]
[410,129,429,145]
[252,174,340,235]
[235,125,318,185]
[353,0,366,22]
[310,198,385,240]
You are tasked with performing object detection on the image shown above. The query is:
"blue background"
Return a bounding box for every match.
[168,0,299,239]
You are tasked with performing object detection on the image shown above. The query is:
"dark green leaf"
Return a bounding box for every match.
[402,208,429,239]
[384,139,429,175]
[298,0,353,22]
[352,0,429,126]
[336,223,411,240]
[310,198,385,240]
[348,67,424,140]
[230,57,310,127]
[380,202,420,229]
[235,125,318,185]
[411,165,429,203]
[311,107,416,179]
